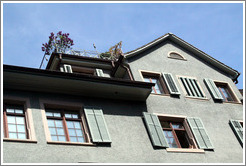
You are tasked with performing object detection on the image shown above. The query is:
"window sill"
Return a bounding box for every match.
[222,101,242,105]
[166,148,205,153]
[150,93,170,97]
[3,138,37,143]
[47,141,95,146]
[185,96,208,101]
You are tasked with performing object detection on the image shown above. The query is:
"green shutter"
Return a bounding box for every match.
[84,107,111,143]
[162,73,180,95]
[229,119,243,146]
[187,117,214,150]
[63,64,73,73]
[143,112,169,148]
[204,78,223,100]
[96,69,104,77]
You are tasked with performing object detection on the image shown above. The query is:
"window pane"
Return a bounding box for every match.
[8,124,17,132]
[51,136,58,141]
[144,78,150,83]
[65,114,72,118]
[66,121,74,128]
[15,109,24,114]
[9,133,18,139]
[49,128,56,135]
[68,129,76,136]
[17,125,25,133]
[47,120,55,127]
[70,136,77,142]
[72,114,78,119]
[55,120,63,127]
[78,137,85,143]
[7,116,16,124]
[76,129,83,136]
[16,117,25,124]
[18,133,26,139]
[58,136,66,141]
[46,112,53,117]
[74,122,81,129]
[172,123,183,129]
[6,109,15,113]
[151,78,157,83]
[161,122,170,128]
[57,128,65,135]
[54,112,61,117]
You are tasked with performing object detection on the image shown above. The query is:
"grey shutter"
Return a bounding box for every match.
[84,107,111,143]
[143,112,169,148]
[204,78,223,100]
[162,73,180,95]
[96,69,104,77]
[63,64,73,73]
[229,119,243,146]
[187,117,214,150]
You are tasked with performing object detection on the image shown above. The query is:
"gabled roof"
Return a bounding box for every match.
[124,33,240,82]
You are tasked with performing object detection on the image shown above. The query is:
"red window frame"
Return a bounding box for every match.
[3,104,29,139]
[45,108,88,143]
[215,82,237,103]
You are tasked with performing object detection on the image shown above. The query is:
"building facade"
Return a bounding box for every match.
[2,33,244,163]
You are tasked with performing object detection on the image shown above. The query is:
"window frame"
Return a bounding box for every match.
[140,70,170,96]
[167,51,187,61]
[3,96,37,143]
[40,99,94,146]
[214,81,241,104]
[177,75,207,100]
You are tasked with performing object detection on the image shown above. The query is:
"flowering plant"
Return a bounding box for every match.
[42,31,74,55]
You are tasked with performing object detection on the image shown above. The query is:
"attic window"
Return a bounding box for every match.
[168,52,186,60]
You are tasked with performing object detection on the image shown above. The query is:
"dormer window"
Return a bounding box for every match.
[168,52,186,60]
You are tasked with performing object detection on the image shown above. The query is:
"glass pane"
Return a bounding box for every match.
[49,128,57,135]
[172,123,183,129]
[8,124,17,132]
[76,129,83,136]
[7,116,16,124]
[47,120,55,127]
[74,122,81,129]
[78,137,85,143]
[170,143,178,148]
[57,128,65,135]
[144,78,150,83]
[68,129,76,136]
[151,78,157,83]
[72,114,78,119]
[18,133,26,139]
[6,109,15,113]
[167,131,173,137]
[66,121,74,128]
[9,132,18,139]
[51,136,58,141]
[161,122,170,128]
[65,114,72,118]
[54,112,61,117]
[70,136,77,142]
[15,109,24,114]
[46,112,53,117]
[55,120,63,127]
[17,125,25,132]
[58,136,66,141]
[16,117,25,124]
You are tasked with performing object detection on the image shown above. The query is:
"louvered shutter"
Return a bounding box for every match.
[63,64,73,73]
[204,78,223,100]
[180,77,205,98]
[84,107,111,143]
[96,69,104,77]
[162,73,180,95]
[229,119,243,146]
[143,112,169,148]
[187,117,214,150]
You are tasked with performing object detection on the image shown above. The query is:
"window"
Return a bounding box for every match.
[168,52,186,60]
[229,120,243,146]
[142,72,169,95]
[179,76,205,99]
[215,82,238,103]
[45,108,87,143]
[3,104,28,139]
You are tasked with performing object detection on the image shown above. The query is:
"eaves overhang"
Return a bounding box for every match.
[124,33,240,81]
[3,65,154,101]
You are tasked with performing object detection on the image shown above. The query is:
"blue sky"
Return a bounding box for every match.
[2,2,244,89]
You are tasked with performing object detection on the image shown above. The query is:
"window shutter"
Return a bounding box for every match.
[180,77,205,98]
[96,69,104,77]
[63,64,73,73]
[84,107,111,143]
[162,73,180,95]
[143,112,169,148]
[229,119,243,146]
[204,78,223,100]
[60,66,64,72]
[187,117,214,150]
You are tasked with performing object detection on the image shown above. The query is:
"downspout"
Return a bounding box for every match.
[232,72,240,84]
[122,64,134,81]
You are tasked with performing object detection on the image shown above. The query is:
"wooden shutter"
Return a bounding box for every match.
[63,64,73,73]
[204,78,223,100]
[180,77,204,98]
[229,119,243,146]
[84,107,111,143]
[187,117,214,150]
[143,112,169,148]
[162,73,180,95]
[96,69,104,77]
